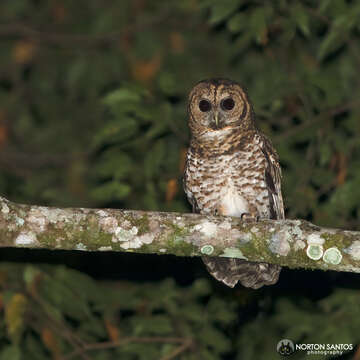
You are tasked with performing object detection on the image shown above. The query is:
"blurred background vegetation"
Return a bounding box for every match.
[0,0,360,359]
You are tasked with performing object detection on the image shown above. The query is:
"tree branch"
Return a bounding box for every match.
[0,196,360,273]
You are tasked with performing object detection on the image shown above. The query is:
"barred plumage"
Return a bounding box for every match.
[183,78,284,289]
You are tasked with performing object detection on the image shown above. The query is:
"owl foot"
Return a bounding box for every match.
[241,212,259,222]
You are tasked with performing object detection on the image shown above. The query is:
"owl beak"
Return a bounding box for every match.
[214,112,219,129]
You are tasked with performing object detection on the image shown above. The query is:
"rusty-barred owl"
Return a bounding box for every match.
[183,78,284,288]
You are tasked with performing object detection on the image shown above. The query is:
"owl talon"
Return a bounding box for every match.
[241,213,259,222]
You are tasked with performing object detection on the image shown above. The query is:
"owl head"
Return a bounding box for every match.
[188,78,255,139]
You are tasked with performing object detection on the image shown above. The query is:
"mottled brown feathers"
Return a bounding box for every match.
[183,78,284,289]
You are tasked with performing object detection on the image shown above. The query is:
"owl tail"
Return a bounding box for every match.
[202,256,281,289]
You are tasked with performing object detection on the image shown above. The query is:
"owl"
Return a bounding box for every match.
[183,78,284,289]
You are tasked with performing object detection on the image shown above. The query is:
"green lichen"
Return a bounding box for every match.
[201,245,214,255]
[8,213,23,227]
[37,222,113,250]
[15,216,25,227]
[307,244,323,260]
[168,228,197,256]
[123,214,150,235]
[167,238,198,256]
[36,223,63,248]
[220,247,247,259]
[323,247,342,265]
[132,221,198,256]
[138,236,198,257]
[237,232,253,245]
[236,232,271,261]
[231,228,319,269]
[135,242,158,255]
[167,222,188,240]
[321,232,353,249]
[284,246,316,269]
[75,222,113,250]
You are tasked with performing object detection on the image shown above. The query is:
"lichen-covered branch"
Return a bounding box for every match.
[1,196,360,273]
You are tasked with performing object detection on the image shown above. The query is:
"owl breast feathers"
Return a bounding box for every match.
[183,78,284,289]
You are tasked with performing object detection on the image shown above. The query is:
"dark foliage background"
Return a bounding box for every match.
[0,0,360,359]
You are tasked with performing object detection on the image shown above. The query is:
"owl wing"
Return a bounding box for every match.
[261,135,285,220]
[183,153,201,214]
[184,187,200,213]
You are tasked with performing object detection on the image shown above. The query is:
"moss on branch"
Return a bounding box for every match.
[1,196,360,274]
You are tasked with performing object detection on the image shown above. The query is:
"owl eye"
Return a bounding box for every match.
[199,99,211,112]
[221,97,235,111]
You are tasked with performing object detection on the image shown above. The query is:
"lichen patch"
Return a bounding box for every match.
[323,247,342,265]
[99,246,112,251]
[27,208,48,232]
[15,216,25,227]
[220,247,248,259]
[110,224,154,250]
[46,208,72,224]
[218,221,232,230]
[96,210,108,217]
[138,234,154,245]
[193,221,217,237]
[238,232,252,244]
[292,225,303,239]
[250,226,259,234]
[75,243,87,251]
[99,216,118,233]
[269,231,291,256]
[201,244,214,255]
[112,227,135,243]
[119,234,154,250]
[306,244,323,260]
[294,239,306,251]
[1,203,9,214]
[344,240,360,260]
[307,233,324,245]
[339,264,360,273]
[15,232,37,245]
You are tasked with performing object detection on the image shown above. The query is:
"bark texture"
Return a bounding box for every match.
[1,196,360,273]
